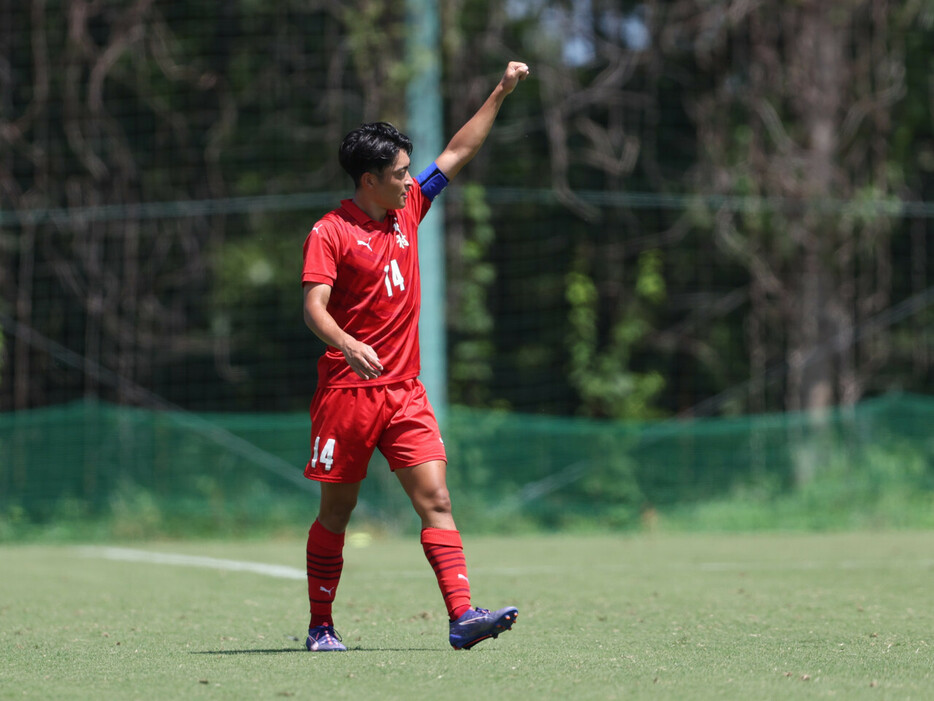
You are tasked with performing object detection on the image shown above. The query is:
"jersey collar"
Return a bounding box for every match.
[340,198,397,230]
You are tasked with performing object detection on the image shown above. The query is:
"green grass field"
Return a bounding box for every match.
[2,531,932,700]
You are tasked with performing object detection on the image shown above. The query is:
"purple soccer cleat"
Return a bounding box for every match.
[305,625,347,652]
[449,606,519,650]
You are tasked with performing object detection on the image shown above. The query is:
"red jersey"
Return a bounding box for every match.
[302,180,432,389]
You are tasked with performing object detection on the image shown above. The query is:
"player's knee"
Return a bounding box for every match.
[317,509,353,533]
[419,485,451,515]
[318,495,358,532]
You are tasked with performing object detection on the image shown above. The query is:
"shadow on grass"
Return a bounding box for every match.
[191,633,488,654]
[191,648,304,655]
[191,646,455,654]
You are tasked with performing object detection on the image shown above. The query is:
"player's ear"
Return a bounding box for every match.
[360,170,378,190]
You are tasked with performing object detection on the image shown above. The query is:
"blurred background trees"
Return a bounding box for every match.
[1,0,931,418]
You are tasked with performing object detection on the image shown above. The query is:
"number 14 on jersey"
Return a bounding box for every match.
[384,259,405,297]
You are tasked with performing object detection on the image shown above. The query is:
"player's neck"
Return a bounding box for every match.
[352,193,388,224]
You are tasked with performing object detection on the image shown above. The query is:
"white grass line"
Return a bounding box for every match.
[80,546,306,580]
[79,546,934,582]
[80,546,567,580]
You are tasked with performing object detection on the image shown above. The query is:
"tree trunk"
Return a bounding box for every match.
[786,2,844,412]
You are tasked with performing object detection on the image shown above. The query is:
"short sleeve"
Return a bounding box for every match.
[302,220,340,286]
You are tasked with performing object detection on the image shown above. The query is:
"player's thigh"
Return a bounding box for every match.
[395,460,450,506]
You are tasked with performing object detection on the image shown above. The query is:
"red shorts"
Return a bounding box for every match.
[303,378,447,483]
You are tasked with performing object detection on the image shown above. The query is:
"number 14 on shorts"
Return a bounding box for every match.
[311,436,336,472]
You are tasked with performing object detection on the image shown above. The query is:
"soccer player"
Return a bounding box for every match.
[300,61,530,651]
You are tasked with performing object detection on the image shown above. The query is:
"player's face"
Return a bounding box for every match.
[373,150,413,212]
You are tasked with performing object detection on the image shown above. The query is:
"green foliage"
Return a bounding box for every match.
[565,249,666,419]
[0,482,315,543]
[4,1,933,417]
[210,229,296,310]
[449,184,497,406]
[204,214,324,410]
[108,478,165,540]
[664,438,934,532]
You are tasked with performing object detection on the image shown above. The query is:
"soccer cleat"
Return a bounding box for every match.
[449,606,519,650]
[305,625,347,652]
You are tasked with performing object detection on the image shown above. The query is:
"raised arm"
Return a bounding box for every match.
[433,61,530,180]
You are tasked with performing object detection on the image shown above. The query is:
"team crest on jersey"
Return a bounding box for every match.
[393,221,409,249]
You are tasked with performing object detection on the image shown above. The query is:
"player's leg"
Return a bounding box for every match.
[394,458,455,529]
[396,460,518,649]
[383,380,518,649]
[395,460,470,614]
[381,385,469,621]
[304,482,360,652]
[303,386,380,652]
[308,481,360,622]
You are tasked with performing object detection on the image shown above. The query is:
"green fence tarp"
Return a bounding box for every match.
[1,394,932,533]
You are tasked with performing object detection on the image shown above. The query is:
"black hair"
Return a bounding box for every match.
[338,122,413,187]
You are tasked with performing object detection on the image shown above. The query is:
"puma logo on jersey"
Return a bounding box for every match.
[319,585,336,596]
[357,237,373,251]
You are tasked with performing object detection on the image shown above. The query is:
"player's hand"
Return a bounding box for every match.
[500,61,530,95]
[341,338,383,380]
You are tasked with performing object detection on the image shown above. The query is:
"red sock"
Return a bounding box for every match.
[307,519,345,629]
[421,527,472,621]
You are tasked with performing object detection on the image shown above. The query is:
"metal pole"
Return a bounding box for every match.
[406,0,447,425]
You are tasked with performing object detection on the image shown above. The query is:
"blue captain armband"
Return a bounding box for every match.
[415,162,449,201]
